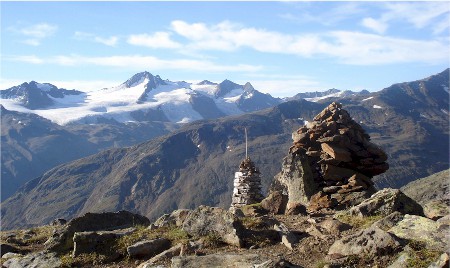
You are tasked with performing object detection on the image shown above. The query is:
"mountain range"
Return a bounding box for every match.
[1,69,449,228]
[0,72,281,125]
[1,68,448,230]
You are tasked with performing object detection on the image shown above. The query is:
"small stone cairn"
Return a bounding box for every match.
[230,157,264,208]
[290,102,389,210]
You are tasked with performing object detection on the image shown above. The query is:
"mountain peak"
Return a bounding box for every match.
[214,79,242,98]
[197,80,217,86]
[243,82,255,93]
[123,71,154,88]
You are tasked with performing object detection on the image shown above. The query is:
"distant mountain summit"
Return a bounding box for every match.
[1,81,83,109]
[287,88,370,102]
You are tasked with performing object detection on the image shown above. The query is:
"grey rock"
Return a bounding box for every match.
[328,226,401,258]
[45,210,149,253]
[388,214,448,251]
[274,223,298,250]
[372,211,405,230]
[137,243,182,268]
[319,219,351,235]
[387,251,411,268]
[2,251,61,268]
[50,218,67,226]
[346,188,424,218]
[72,228,135,257]
[272,152,317,206]
[171,253,299,268]
[182,206,244,247]
[428,252,449,268]
[152,209,191,228]
[1,253,23,259]
[127,238,171,258]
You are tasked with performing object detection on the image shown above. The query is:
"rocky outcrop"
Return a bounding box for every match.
[346,188,424,217]
[230,157,264,208]
[264,102,389,213]
[171,253,296,268]
[45,211,150,253]
[137,243,183,268]
[388,214,448,251]
[127,238,171,258]
[151,209,191,228]
[182,206,244,247]
[72,228,135,257]
[328,226,402,258]
[2,251,61,268]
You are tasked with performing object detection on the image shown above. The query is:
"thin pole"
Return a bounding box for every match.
[245,127,248,159]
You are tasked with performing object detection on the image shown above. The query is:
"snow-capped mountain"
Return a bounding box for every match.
[286,88,370,102]
[1,81,84,110]
[0,72,282,125]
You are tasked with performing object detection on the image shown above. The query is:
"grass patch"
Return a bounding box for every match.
[116,225,189,254]
[201,233,225,248]
[241,216,265,230]
[335,213,383,229]
[24,225,54,245]
[314,260,329,268]
[406,240,441,268]
[60,253,108,267]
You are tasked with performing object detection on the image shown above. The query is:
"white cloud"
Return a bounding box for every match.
[361,17,388,34]
[127,32,181,49]
[168,20,449,65]
[8,23,58,46]
[8,54,263,73]
[74,31,119,47]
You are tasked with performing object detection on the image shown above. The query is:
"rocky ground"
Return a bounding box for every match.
[1,184,449,268]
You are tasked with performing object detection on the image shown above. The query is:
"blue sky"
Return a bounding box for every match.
[1,1,449,97]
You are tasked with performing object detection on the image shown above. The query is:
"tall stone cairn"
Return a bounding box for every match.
[290,102,389,210]
[230,157,264,208]
[262,102,389,213]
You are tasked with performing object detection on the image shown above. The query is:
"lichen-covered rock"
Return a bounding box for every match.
[137,243,183,268]
[182,206,244,247]
[152,209,191,228]
[127,238,171,259]
[346,188,424,217]
[72,228,135,257]
[2,251,61,268]
[328,226,402,258]
[171,253,295,268]
[45,210,150,253]
[388,214,448,251]
[422,200,449,220]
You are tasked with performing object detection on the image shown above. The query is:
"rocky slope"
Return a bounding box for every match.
[1,176,448,268]
[1,106,178,200]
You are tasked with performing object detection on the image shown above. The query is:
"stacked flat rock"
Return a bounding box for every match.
[230,157,264,208]
[289,102,389,209]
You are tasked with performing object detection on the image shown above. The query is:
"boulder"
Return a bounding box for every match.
[273,223,298,250]
[2,251,61,268]
[285,202,307,215]
[171,253,297,268]
[346,188,424,217]
[72,228,135,257]
[422,200,449,220]
[51,218,67,226]
[152,209,191,228]
[1,253,23,259]
[45,210,149,253]
[137,243,182,268]
[261,190,288,214]
[328,226,402,258]
[0,244,20,255]
[372,212,405,231]
[387,252,411,268]
[429,252,450,268]
[182,206,244,247]
[319,219,351,235]
[388,214,448,251]
[127,238,171,259]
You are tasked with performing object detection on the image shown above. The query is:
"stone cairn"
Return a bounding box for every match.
[263,102,389,213]
[290,102,389,210]
[230,157,264,208]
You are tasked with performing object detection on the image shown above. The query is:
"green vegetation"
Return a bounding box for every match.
[201,233,225,248]
[335,213,383,229]
[314,260,329,268]
[406,240,441,268]
[60,253,108,267]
